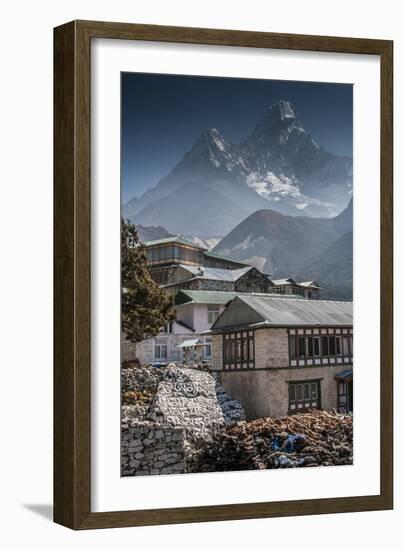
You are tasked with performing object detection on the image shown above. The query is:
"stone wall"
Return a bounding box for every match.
[212,334,223,370]
[265,364,352,416]
[211,328,289,371]
[121,338,137,362]
[121,421,185,476]
[212,327,352,419]
[187,278,234,292]
[218,364,352,419]
[234,268,273,293]
[255,328,289,369]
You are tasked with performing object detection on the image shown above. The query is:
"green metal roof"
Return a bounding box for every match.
[144,236,207,249]
[175,289,237,306]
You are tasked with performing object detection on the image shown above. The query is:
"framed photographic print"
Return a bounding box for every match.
[54,20,393,529]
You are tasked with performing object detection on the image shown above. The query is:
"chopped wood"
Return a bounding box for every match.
[189,410,353,472]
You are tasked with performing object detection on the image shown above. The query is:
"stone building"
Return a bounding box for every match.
[162,264,274,296]
[144,236,249,285]
[209,294,353,419]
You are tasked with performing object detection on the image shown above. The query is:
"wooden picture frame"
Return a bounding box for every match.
[54,20,393,530]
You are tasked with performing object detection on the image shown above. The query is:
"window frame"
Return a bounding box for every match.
[288,327,353,367]
[288,379,322,413]
[223,330,255,370]
[154,339,168,361]
[207,304,220,325]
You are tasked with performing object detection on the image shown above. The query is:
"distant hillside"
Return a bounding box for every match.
[298,230,353,300]
[212,200,352,299]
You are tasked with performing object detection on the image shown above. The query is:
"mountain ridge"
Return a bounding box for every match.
[123,100,352,236]
[212,199,353,299]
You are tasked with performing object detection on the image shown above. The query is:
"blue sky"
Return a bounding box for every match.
[121,73,353,203]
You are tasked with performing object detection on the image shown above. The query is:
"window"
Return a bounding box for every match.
[160,321,173,334]
[154,340,168,361]
[321,336,329,355]
[223,331,254,370]
[289,380,321,412]
[289,328,353,366]
[272,286,286,294]
[292,286,304,296]
[204,339,212,359]
[207,304,220,325]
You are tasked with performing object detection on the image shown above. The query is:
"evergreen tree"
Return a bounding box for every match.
[121,220,174,342]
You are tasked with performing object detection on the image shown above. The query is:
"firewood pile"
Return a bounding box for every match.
[190,410,353,472]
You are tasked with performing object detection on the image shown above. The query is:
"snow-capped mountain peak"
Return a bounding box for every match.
[123,100,352,236]
[276,100,297,120]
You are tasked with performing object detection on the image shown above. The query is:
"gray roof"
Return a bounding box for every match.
[176,264,254,282]
[272,278,298,286]
[175,289,237,306]
[299,281,322,289]
[212,295,353,330]
[144,236,207,250]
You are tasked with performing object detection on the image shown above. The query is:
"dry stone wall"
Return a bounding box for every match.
[121,364,245,475]
[121,420,185,476]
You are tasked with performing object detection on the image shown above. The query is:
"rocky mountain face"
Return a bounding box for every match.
[213,199,353,299]
[136,224,173,243]
[123,101,352,236]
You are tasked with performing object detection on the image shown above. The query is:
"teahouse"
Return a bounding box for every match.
[208,294,353,419]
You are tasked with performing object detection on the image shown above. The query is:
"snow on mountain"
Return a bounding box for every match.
[123,100,352,235]
[182,235,222,250]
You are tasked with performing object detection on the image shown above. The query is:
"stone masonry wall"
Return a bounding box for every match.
[121,421,185,476]
[121,338,137,362]
[212,334,223,370]
[265,364,352,417]
[212,328,352,419]
[255,328,289,369]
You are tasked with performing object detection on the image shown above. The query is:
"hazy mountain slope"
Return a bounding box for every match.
[212,200,352,298]
[213,207,350,276]
[298,230,353,300]
[133,180,259,237]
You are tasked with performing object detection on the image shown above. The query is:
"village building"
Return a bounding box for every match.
[129,238,326,367]
[251,277,323,299]
[135,290,237,365]
[208,294,353,419]
[144,236,249,285]
[298,281,322,300]
[162,264,274,296]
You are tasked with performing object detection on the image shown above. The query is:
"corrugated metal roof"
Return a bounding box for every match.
[177,264,254,282]
[144,236,207,249]
[175,289,237,306]
[272,278,298,286]
[213,295,353,328]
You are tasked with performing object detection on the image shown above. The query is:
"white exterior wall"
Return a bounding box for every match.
[176,303,226,333]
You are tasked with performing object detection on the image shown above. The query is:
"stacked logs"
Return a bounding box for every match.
[190,410,353,472]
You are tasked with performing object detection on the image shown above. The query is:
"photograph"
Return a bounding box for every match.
[120,73,354,477]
